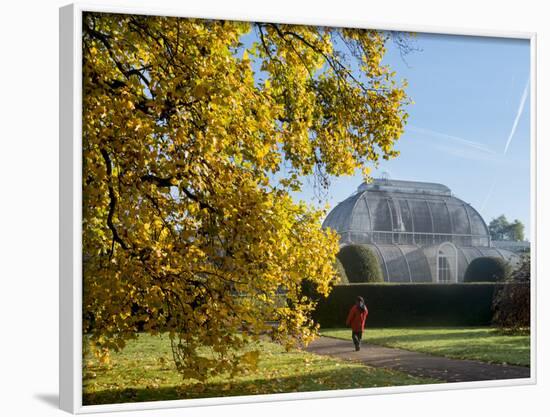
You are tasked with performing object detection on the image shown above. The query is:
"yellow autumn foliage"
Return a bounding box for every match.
[82,12,409,381]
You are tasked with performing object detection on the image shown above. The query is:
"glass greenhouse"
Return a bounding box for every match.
[322,179,519,283]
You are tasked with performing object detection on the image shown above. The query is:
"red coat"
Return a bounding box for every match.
[346,303,368,332]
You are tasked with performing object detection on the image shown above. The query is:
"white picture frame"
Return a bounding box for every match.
[59,2,537,413]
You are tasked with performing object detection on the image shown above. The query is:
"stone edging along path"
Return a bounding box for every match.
[305,336,530,383]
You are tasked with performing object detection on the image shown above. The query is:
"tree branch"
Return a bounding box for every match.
[140,174,218,213]
[100,148,128,255]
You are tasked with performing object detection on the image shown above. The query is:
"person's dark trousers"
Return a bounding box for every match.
[352,331,363,351]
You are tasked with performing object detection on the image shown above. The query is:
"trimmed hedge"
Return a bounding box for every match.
[336,244,383,283]
[464,256,511,283]
[313,283,530,328]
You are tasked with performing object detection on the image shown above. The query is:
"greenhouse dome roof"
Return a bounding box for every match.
[323,179,490,247]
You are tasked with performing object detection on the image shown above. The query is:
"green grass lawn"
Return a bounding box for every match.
[320,327,530,366]
[83,333,438,405]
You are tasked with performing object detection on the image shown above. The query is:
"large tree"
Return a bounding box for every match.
[82,12,409,380]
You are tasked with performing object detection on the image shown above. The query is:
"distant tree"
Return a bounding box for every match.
[489,215,525,241]
[508,219,525,242]
[489,215,508,241]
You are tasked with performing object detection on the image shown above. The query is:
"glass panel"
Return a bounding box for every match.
[398,200,414,232]
[405,247,432,282]
[322,195,356,232]
[349,195,371,233]
[429,202,452,234]
[448,203,470,234]
[379,245,410,282]
[409,200,433,234]
[388,199,399,231]
[368,196,392,231]
[466,205,488,236]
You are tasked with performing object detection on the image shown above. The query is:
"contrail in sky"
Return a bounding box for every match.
[503,79,529,154]
[408,125,495,154]
[480,77,529,215]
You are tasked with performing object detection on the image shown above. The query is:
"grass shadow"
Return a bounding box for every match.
[83,366,437,406]
[364,330,509,344]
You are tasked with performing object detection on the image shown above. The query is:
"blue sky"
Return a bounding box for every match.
[285,32,531,237]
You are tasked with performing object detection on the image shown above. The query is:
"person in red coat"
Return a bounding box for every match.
[346,296,369,351]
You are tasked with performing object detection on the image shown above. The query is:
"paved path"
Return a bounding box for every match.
[305,336,530,383]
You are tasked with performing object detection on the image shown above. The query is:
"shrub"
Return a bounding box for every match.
[337,244,383,283]
[509,253,531,283]
[334,258,349,285]
[464,257,511,283]
[492,255,530,329]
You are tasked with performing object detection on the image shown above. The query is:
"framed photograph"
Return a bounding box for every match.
[60,2,536,413]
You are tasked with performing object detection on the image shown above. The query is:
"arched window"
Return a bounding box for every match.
[438,251,451,282]
[437,242,457,283]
